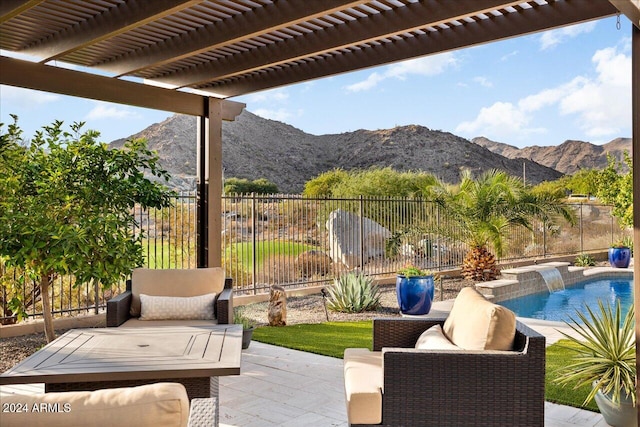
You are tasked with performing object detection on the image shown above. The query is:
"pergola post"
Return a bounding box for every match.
[633,23,640,425]
[196,97,224,268]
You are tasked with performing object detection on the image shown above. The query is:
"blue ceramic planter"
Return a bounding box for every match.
[608,247,631,268]
[396,275,435,315]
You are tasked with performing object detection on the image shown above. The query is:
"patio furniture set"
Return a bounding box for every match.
[1,267,239,427]
[1,270,546,426]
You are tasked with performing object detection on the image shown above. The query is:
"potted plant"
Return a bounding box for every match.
[395,264,435,315]
[234,309,255,350]
[609,238,632,268]
[554,300,636,427]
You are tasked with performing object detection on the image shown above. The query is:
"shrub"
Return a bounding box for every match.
[574,253,595,267]
[325,273,380,313]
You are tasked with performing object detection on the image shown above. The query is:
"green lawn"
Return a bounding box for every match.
[141,239,195,269]
[252,322,598,412]
[224,240,319,272]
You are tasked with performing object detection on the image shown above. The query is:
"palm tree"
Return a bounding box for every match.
[435,169,575,280]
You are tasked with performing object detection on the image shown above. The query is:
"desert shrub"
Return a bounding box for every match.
[325,273,380,313]
[574,253,596,267]
[224,177,278,194]
[295,250,331,277]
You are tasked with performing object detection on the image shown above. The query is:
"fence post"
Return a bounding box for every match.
[436,204,441,271]
[610,207,615,245]
[542,220,547,259]
[251,192,257,295]
[359,195,365,270]
[579,203,584,253]
[94,280,99,315]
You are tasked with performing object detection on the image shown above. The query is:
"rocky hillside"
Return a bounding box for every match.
[473,136,632,175]
[111,110,563,193]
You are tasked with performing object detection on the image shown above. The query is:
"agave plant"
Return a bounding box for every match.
[325,273,381,313]
[554,299,636,406]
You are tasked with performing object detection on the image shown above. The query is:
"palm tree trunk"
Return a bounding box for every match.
[40,273,56,343]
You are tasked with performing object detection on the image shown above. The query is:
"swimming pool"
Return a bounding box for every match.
[498,276,633,322]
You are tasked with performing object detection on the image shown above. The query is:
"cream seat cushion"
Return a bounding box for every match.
[130,268,225,317]
[443,287,516,351]
[343,348,383,425]
[1,382,189,427]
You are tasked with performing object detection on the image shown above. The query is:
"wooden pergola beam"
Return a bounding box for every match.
[0,56,244,120]
[198,0,617,97]
[150,0,526,88]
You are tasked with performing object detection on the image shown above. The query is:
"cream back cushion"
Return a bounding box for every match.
[130,268,225,317]
[443,287,516,351]
[139,293,216,320]
[1,382,189,427]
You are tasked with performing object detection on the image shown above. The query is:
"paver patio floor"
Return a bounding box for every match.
[0,306,612,426]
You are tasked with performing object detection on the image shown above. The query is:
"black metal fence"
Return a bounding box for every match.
[0,192,628,323]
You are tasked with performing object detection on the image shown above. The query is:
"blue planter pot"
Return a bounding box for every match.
[396,275,435,315]
[608,247,631,268]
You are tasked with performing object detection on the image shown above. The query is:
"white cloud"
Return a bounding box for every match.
[252,108,301,122]
[246,88,289,103]
[456,43,631,142]
[346,53,458,92]
[559,46,631,138]
[0,85,59,108]
[85,103,142,121]
[539,21,597,50]
[473,76,493,88]
[455,101,543,138]
[500,50,518,61]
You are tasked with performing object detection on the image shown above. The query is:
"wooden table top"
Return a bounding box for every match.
[0,324,243,385]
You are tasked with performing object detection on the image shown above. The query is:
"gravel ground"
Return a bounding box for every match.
[0,277,474,373]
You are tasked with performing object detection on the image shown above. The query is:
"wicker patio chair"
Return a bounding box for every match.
[106,268,233,327]
[345,317,546,427]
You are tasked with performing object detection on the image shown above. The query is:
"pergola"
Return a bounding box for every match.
[2,0,640,410]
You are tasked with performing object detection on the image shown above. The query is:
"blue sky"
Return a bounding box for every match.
[0,15,632,149]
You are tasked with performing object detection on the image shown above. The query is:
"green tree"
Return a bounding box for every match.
[303,169,349,197]
[224,177,278,194]
[437,169,575,280]
[595,153,632,228]
[0,118,173,342]
[565,169,600,197]
[304,167,439,198]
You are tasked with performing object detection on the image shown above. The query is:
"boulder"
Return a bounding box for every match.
[326,209,391,268]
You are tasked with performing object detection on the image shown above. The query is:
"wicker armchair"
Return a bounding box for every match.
[347,317,546,427]
[107,268,233,327]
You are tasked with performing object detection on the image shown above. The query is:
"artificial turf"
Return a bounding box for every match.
[252,321,599,412]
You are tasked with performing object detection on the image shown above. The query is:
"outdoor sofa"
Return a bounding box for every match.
[1,382,217,427]
[106,268,233,327]
[343,287,546,427]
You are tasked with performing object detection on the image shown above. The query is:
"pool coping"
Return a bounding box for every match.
[475,262,633,303]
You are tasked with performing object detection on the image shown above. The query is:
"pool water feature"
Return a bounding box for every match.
[538,267,565,293]
[498,277,633,322]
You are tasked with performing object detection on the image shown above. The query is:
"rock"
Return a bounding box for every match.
[295,250,332,277]
[326,209,391,268]
[268,285,287,326]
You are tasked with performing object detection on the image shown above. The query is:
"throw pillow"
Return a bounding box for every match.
[415,324,461,351]
[139,293,216,320]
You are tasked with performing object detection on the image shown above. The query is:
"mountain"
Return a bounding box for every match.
[111,111,563,193]
[473,136,632,175]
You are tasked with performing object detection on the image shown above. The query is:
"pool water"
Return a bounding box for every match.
[498,277,634,322]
